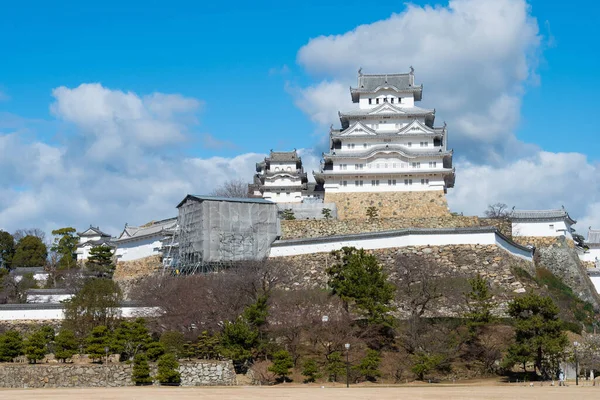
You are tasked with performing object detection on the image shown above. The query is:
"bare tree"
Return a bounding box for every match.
[210,179,249,198]
[483,203,510,219]
[132,259,290,338]
[390,255,443,318]
[13,228,47,243]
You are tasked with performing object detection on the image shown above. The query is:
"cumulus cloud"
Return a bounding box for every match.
[292,0,600,232]
[0,84,264,237]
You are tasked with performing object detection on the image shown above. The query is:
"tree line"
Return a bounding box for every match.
[127,247,595,383]
[0,227,115,303]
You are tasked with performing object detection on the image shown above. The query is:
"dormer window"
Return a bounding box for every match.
[383,98,388,103]
[391,98,394,104]
[368,98,372,104]
[376,98,380,104]
[398,97,402,103]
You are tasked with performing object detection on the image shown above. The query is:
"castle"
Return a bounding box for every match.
[251,69,454,219]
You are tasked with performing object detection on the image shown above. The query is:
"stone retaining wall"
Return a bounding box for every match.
[280,244,536,317]
[0,360,236,388]
[323,191,450,220]
[280,216,482,240]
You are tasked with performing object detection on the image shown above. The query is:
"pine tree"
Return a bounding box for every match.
[268,350,294,382]
[326,351,346,382]
[50,227,78,270]
[0,330,24,361]
[54,329,79,362]
[464,274,495,327]
[87,245,115,278]
[301,359,322,383]
[24,326,54,364]
[85,325,111,362]
[111,318,152,361]
[132,353,153,385]
[327,247,395,324]
[156,353,181,385]
[146,341,166,362]
[196,331,220,360]
[219,318,259,371]
[354,349,381,382]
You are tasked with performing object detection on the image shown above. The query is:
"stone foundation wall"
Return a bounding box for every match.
[280,244,535,317]
[324,191,450,220]
[281,216,485,240]
[511,236,565,249]
[113,255,163,298]
[0,360,236,388]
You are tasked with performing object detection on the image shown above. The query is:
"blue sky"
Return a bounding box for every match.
[1,0,599,236]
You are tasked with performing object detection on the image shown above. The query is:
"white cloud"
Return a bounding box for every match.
[448,152,600,214]
[0,84,264,237]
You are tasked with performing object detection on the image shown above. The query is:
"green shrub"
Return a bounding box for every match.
[132,353,153,385]
[54,329,78,362]
[0,330,24,362]
[156,353,181,385]
[301,359,322,383]
[268,350,294,382]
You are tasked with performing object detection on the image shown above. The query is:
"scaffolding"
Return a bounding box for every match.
[170,195,280,273]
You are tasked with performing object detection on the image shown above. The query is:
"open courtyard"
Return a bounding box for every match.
[2,384,600,400]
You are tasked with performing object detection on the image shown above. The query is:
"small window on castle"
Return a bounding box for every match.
[384,97,388,103]
[408,142,412,147]
[391,98,395,104]
[376,98,380,104]
[342,181,348,187]
[398,97,402,103]
[368,98,372,104]
[363,143,367,148]
[549,224,555,230]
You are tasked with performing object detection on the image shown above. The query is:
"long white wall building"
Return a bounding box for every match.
[509,208,576,239]
[114,218,177,262]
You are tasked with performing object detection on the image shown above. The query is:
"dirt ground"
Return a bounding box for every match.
[1,384,600,400]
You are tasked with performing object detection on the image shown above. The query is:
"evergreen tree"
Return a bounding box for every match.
[54,329,79,362]
[464,274,495,327]
[111,318,152,361]
[63,278,122,338]
[12,235,48,268]
[219,318,259,372]
[354,349,381,382]
[327,247,395,324]
[301,359,322,383]
[85,325,112,362]
[160,331,186,358]
[24,326,54,363]
[0,330,24,361]
[242,295,269,328]
[321,208,332,220]
[87,245,115,278]
[268,350,294,382]
[410,352,444,381]
[146,341,166,362]
[132,353,153,385]
[196,331,220,360]
[0,230,16,269]
[326,351,346,382]
[504,293,568,379]
[50,227,78,270]
[156,353,181,385]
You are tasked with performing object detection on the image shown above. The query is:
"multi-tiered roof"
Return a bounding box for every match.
[314,70,455,191]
